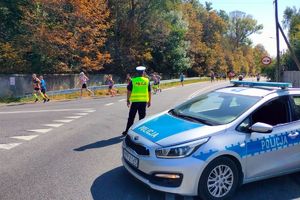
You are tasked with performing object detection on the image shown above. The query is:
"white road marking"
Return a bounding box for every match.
[11,135,39,141]
[105,103,114,106]
[43,123,64,128]
[65,116,82,119]
[119,99,126,102]
[27,129,52,133]
[85,110,96,113]
[165,193,175,200]
[163,87,176,91]
[0,108,94,115]
[0,143,22,150]
[53,119,73,123]
[74,113,89,116]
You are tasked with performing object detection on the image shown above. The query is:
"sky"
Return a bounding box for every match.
[198,0,299,57]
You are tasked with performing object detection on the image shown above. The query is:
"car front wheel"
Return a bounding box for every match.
[198,157,240,200]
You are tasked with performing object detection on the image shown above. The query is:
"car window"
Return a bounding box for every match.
[237,96,289,133]
[291,96,300,121]
[237,117,251,133]
[173,92,259,125]
[251,97,289,126]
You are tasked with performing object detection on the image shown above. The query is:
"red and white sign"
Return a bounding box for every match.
[261,56,272,65]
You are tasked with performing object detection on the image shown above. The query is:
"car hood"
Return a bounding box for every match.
[131,112,226,146]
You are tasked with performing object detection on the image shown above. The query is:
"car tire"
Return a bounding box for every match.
[198,157,240,200]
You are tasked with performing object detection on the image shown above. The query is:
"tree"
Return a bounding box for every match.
[106,0,184,76]
[181,2,206,75]
[160,11,190,74]
[227,11,263,50]
[282,6,300,71]
[21,0,111,73]
[0,0,29,73]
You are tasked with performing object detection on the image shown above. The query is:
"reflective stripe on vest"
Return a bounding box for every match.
[130,77,149,102]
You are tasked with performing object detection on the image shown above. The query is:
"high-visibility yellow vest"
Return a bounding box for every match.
[130,77,149,102]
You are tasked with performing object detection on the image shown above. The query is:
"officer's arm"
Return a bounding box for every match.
[127,91,131,102]
[127,81,133,107]
[147,82,151,107]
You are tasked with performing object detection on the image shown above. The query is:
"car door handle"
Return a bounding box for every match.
[288,132,299,138]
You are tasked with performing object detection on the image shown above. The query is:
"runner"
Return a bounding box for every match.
[155,72,162,92]
[78,72,94,97]
[238,74,244,81]
[39,75,50,102]
[179,72,185,86]
[256,73,261,82]
[32,74,46,103]
[210,71,215,82]
[125,73,131,84]
[152,74,159,94]
[106,74,116,97]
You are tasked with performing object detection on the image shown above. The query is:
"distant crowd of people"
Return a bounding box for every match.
[209,71,261,82]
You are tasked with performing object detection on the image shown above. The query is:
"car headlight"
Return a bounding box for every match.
[155,137,210,159]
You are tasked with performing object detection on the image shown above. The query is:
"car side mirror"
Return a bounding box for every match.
[250,122,273,133]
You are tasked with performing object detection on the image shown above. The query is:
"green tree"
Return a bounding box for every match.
[228,11,263,50]
[0,0,29,73]
[282,6,300,71]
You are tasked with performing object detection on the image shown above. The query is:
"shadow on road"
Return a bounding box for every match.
[234,172,300,200]
[91,166,164,200]
[74,135,124,151]
[90,168,300,200]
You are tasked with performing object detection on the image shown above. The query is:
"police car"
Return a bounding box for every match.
[122,81,300,200]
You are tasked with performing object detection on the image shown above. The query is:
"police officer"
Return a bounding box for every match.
[122,66,151,136]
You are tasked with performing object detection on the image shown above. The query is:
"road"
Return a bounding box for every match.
[0,80,299,200]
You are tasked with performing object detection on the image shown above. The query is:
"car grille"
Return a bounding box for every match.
[125,135,150,156]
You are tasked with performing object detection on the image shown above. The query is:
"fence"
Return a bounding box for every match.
[283,71,300,87]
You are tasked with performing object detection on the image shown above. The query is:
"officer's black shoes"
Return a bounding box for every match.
[35,98,38,103]
[43,99,47,103]
[122,131,127,136]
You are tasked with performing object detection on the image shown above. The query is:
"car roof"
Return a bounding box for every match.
[218,86,300,97]
[216,87,276,97]
[215,81,300,97]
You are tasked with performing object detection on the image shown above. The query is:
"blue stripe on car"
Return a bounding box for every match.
[194,130,300,161]
[133,114,204,143]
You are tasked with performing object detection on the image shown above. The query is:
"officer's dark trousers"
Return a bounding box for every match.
[125,102,147,132]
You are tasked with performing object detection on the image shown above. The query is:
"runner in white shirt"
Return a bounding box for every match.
[78,72,94,97]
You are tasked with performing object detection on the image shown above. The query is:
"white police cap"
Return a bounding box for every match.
[136,66,146,71]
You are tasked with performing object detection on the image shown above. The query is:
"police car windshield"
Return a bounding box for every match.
[171,92,260,125]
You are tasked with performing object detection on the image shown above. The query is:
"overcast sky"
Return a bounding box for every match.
[198,0,299,57]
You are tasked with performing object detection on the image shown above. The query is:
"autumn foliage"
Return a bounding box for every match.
[0,0,270,76]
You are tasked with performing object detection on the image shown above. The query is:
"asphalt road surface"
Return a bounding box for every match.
[0,80,299,200]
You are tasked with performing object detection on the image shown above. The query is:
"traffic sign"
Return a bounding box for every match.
[261,56,272,65]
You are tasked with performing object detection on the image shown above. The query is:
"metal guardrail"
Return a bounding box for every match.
[23,77,205,98]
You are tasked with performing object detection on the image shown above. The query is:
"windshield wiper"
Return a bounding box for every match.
[179,115,215,125]
[169,109,215,126]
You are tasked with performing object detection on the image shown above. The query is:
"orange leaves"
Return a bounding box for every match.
[20,0,111,72]
[143,51,153,62]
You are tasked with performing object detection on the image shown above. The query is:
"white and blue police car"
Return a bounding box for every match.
[122,81,300,200]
